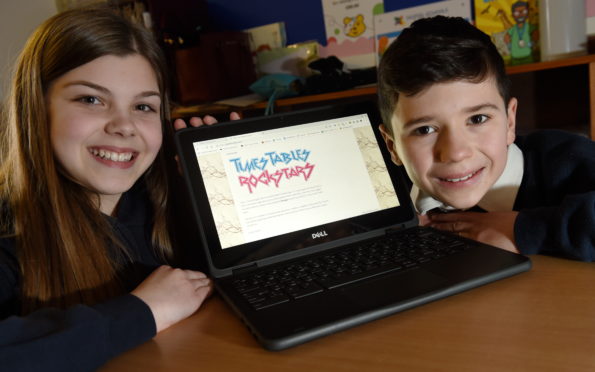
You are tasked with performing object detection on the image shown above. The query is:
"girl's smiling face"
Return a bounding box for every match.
[381,78,517,210]
[47,54,163,214]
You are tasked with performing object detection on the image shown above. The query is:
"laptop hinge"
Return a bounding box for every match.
[232,263,259,276]
[386,221,417,235]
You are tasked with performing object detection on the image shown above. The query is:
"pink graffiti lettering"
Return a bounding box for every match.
[238,163,315,193]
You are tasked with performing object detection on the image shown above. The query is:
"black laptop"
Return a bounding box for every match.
[175,101,531,350]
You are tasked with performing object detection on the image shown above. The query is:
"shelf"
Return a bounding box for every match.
[503,53,595,139]
[250,85,377,109]
[506,53,595,74]
[173,54,595,140]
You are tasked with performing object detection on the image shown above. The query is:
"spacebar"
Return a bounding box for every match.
[317,263,404,290]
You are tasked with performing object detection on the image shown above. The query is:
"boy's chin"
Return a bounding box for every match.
[440,197,482,211]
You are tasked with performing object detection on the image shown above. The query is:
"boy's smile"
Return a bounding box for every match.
[380,78,517,210]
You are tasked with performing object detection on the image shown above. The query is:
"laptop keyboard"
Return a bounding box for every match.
[232,228,471,310]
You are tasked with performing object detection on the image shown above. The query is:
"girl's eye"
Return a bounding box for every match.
[468,114,489,125]
[136,104,157,113]
[78,96,101,105]
[413,126,436,136]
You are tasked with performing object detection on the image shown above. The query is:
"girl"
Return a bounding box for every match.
[0,7,212,371]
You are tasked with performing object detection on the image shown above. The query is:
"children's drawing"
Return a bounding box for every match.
[474,0,540,65]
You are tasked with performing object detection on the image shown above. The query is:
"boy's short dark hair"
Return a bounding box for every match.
[377,16,511,133]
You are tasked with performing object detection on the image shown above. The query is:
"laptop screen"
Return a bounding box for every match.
[192,113,401,249]
[176,102,417,274]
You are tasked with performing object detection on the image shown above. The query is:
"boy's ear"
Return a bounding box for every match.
[378,124,403,166]
[506,97,518,145]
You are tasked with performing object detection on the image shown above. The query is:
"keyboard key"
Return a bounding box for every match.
[252,294,290,310]
[234,228,472,310]
[286,283,324,299]
[317,261,404,289]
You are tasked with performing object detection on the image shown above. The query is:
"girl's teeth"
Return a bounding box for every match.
[91,149,133,162]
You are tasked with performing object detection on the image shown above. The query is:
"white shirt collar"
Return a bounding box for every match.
[412,143,524,214]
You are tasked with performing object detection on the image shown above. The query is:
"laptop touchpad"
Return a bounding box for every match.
[339,268,448,311]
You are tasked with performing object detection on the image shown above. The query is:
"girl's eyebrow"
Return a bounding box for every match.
[63,80,160,99]
[64,81,110,94]
[137,91,161,99]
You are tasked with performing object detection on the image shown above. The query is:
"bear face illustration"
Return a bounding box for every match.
[344,14,366,37]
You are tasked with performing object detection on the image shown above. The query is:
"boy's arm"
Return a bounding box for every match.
[513,131,595,261]
[426,131,595,260]
[514,191,595,261]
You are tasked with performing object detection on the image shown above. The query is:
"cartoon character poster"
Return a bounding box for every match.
[474,0,540,65]
[374,0,472,65]
[321,0,384,68]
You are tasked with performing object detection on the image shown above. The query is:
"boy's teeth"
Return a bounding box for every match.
[91,148,133,162]
[446,172,473,182]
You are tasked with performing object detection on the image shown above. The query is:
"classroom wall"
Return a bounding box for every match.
[0,0,469,102]
[3,0,589,102]
[206,0,438,45]
[0,0,57,102]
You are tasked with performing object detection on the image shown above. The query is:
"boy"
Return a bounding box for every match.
[377,16,595,261]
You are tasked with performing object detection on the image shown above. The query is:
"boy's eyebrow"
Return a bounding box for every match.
[402,103,501,129]
[402,115,435,128]
[464,103,501,113]
[63,80,161,99]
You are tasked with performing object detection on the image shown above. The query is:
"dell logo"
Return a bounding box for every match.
[312,231,328,239]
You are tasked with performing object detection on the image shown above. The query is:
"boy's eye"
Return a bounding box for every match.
[468,114,489,125]
[412,126,436,136]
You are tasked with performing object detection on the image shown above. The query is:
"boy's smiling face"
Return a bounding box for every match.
[380,78,517,210]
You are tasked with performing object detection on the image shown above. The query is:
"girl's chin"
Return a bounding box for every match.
[87,182,135,197]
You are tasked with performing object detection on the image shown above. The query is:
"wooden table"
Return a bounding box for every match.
[101,255,595,372]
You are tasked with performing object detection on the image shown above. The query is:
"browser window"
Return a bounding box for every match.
[193,114,400,249]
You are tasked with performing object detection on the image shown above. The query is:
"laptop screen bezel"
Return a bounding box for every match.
[175,101,417,276]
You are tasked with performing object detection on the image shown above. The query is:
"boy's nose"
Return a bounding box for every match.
[435,128,472,163]
[105,112,136,137]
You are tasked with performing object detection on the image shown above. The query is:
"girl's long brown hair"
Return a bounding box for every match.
[0,7,175,314]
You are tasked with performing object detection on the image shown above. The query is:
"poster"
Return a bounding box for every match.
[474,0,540,65]
[320,0,384,68]
[374,0,472,64]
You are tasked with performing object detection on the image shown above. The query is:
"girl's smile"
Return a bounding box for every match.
[47,54,163,214]
[88,146,138,168]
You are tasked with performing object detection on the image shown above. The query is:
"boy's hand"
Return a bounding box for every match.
[173,112,241,131]
[422,211,520,254]
[172,112,241,174]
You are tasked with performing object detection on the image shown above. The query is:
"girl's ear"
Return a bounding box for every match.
[378,124,403,166]
[506,97,518,145]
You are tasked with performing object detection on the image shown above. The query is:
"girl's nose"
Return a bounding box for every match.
[105,112,136,137]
